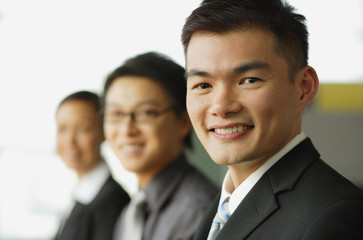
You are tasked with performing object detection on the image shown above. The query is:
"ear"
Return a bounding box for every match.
[295,66,319,111]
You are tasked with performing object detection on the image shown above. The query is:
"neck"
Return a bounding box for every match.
[228,158,268,191]
[136,158,175,189]
[137,149,183,189]
[75,158,102,180]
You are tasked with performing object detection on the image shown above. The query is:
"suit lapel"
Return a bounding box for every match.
[267,138,320,193]
[215,138,320,240]
[216,176,278,240]
[59,202,87,238]
[194,195,219,240]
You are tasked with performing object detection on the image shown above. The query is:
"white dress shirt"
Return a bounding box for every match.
[58,160,111,233]
[74,160,110,205]
[213,132,306,231]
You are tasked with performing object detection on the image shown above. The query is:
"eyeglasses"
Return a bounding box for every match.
[104,105,175,124]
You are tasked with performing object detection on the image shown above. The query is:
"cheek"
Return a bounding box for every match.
[104,124,116,142]
[187,95,205,125]
[244,88,270,111]
[152,123,171,142]
[149,122,177,150]
[141,128,165,160]
[246,90,280,131]
[253,90,295,129]
[80,134,100,152]
[56,134,66,153]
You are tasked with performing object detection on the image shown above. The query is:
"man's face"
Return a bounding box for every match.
[186,29,303,170]
[103,77,190,184]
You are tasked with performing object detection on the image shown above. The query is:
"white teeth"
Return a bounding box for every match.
[122,145,142,151]
[215,125,251,135]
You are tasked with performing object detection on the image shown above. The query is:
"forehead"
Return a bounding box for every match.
[105,76,171,107]
[186,29,285,76]
[56,100,99,123]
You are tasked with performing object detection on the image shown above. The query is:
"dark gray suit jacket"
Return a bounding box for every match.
[55,176,130,240]
[117,154,219,240]
[194,138,363,240]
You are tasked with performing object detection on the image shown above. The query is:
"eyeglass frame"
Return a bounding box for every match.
[102,105,176,124]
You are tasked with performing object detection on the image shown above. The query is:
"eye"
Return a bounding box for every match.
[104,110,123,122]
[108,110,122,117]
[139,110,158,117]
[115,111,123,116]
[196,82,212,89]
[243,77,260,84]
[136,109,159,122]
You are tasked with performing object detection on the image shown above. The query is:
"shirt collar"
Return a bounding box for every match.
[74,160,110,204]
[220,132,306,214]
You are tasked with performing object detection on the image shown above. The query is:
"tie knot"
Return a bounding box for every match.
[213,197,231,226]
[219,197,231,222]
[132,190,146,207]
[207,197,231,240]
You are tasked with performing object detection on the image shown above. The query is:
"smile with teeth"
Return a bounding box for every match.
[213,125,254,135]
[122,144,143,152]
[63,151,79,159]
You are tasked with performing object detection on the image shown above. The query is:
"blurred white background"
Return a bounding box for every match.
[0,0,362,239]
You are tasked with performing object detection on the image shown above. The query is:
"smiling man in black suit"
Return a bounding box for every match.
[181,0,363,239]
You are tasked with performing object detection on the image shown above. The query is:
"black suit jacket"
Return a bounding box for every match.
[55,176,130,240]
[194,138,363,240]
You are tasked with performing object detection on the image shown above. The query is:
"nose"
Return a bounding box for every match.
[117,115,139,136]
[209,85,242,118]
[59,130,77,147]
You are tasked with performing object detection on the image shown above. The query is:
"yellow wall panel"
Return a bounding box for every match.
[316,83,363,112]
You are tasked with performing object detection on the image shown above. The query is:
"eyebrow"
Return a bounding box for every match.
[185,60,271,80]
[185,69,211,79]
[232,60,270,74]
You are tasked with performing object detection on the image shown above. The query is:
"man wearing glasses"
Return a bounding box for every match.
[102,52,218,240]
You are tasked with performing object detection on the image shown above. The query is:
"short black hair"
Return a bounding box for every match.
[57,90,103,134]
[102,52,192,149]
[58,90,101,113]
[182,0,309,77]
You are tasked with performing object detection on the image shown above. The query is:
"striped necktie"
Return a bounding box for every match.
[207,197,231,240]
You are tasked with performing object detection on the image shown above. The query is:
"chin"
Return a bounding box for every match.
[210,151,245,166]
[209,154,231,166]
[119,159,142,172]
[64,160,80,169]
